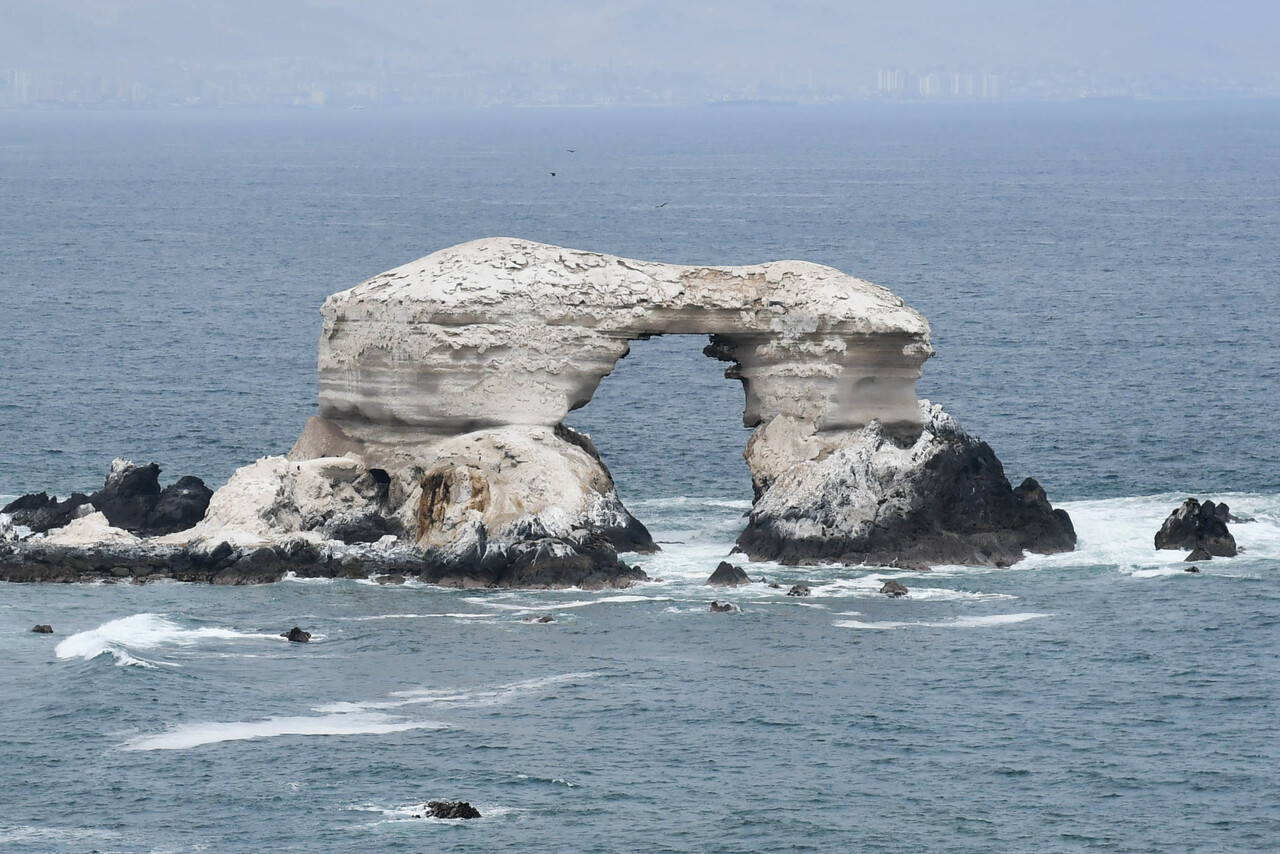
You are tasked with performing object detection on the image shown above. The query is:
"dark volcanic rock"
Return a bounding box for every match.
[1185,547,1212,562]
[709,600,738,612]
[282,626,311,643]
[146,476,212,534]
[1184,566,1201,573]
[705,561,751,587]
[1155,498,1237,557]
[212,547,287,585]
[31,624,53,633]
[419,533,648,590]
[736,405,1076,570]
[2,492,94,534]
[880,580,909,597]
[92,461,162,531]
[786,584,811,597]
[419,801,481,820]
[524,615,555,623]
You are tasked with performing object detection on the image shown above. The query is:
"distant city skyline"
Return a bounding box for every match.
[3,1,1278,108]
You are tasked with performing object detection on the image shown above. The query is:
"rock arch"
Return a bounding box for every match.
[259,238,1073,583]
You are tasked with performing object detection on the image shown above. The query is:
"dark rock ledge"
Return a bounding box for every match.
[0,536,647,589]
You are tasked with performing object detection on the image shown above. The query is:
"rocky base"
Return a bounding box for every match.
[0,536,647,589]
[736,402,1076,570]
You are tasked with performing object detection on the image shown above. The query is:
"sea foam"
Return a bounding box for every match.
[122,712,443,751]
[833,612,1050,630]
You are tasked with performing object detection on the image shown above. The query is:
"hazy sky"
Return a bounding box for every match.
[4,1,1279,97]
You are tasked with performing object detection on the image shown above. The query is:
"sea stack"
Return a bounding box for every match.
[0,238,1075,585]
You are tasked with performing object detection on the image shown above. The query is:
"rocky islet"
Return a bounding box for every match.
[1,238,1079,585]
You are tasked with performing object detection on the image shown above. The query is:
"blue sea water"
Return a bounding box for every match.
[1,103,1279,852]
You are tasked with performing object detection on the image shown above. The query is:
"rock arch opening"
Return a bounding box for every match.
[563,333,753,503]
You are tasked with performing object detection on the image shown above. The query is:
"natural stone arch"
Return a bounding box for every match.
[315,237,934,494]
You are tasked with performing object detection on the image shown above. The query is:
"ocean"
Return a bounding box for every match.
[1,103,1278,852]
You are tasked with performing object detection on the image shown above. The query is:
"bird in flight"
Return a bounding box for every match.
[550,172,556,177]
[656,202,668,208]
[566,149,576,153]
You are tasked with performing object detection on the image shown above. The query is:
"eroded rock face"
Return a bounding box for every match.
[735,402,1077,570]
[317,238,932,448]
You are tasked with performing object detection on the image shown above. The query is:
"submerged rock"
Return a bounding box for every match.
[1156,498,1236,557]
[736,403,1076,570]
[786,584,811,597]
[705,561,750,587]
[709,600,739,612]
[31,624,53,634]
[418,801,481,820]
[282,627,311,643]
[1184,566,1201,573]
[880,580,909,597]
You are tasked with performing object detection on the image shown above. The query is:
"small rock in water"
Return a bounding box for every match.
[705,561,750,587]
[1185,547,1212,562]
[709,600,738,612]
[282,626,311,643]
[768,582,781,589]
[376,574,406,585]
[31,624,53,634]
[419,800,481,820]
[1184,566,1201,573]
[524,615,554,623]
[786,584,811,597]
[880,580,909,597]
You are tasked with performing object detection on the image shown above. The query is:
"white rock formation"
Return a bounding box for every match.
[317,237,932,452]
[42,512,140,547]
[178,238,1068,575]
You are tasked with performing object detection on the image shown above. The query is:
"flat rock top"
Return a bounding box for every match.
[325,237,929,338]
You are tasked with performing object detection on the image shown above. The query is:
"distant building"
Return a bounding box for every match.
[981,74,999,98]
[918,74,940,96]
[7,69,30,105]
[877,70,904,94]
[950,73,977,97]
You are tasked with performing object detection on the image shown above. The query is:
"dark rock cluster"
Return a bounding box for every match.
[418,801,481,820]
[2,461,211,536]
[1155,498,1237,558]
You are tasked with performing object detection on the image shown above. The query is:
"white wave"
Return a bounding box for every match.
[281,571,335,584]
[339,613,497,621]
[314,672,597,714]
[1019,492,1280,572]
[122,712,444,751]
[833,612,1050,630]
[55,613,283,667]
[126,672,593,752]
[0,826,121,843]
[1127,566,1198,579]
[463,594,668,612]
[808,572,1015,601]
